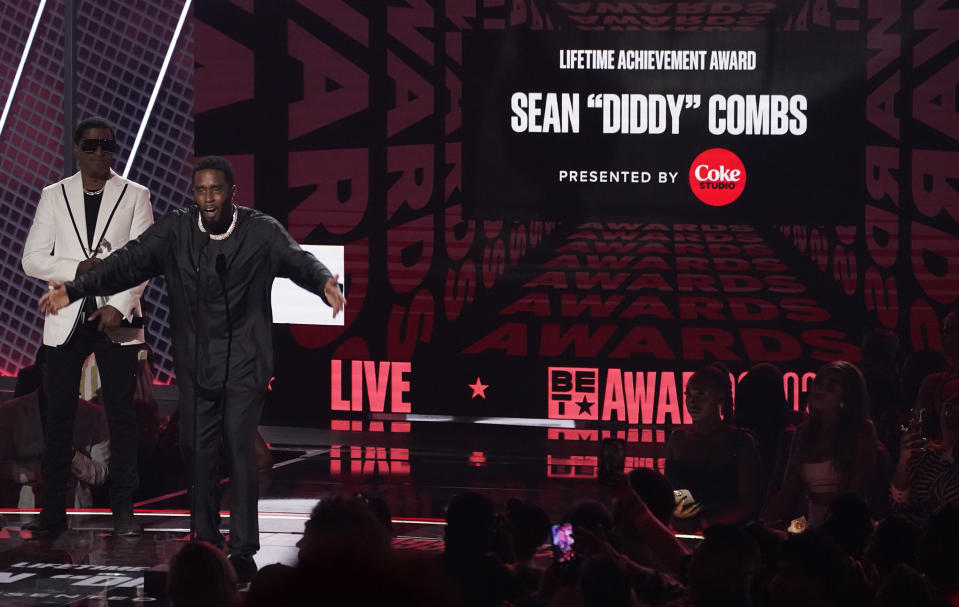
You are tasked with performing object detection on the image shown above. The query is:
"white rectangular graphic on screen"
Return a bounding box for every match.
[271,244,345,326]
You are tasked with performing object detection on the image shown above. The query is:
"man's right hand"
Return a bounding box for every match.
[76,257,100,277]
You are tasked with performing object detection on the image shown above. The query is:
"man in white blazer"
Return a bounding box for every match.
[21,117,153,536]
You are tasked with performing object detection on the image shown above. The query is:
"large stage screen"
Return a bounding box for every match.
[186,0,958,431]
[465,30,864,222]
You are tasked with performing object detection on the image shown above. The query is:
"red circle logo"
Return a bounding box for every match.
[688,148,746,206]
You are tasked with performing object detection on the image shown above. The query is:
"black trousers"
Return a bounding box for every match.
[179,383,264,557]
[40,323,139,521]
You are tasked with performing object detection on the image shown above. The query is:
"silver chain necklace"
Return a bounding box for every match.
[198,205,238,241]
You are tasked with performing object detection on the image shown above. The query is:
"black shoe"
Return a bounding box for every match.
[113,513,143,537]
[23,517,68,537]
[228,554,258,585]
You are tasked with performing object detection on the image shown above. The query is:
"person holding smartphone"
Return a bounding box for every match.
[891,391,959,522]
[666,364,762,532]
[913,304,959,440]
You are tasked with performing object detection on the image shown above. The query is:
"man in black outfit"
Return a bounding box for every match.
[22,117,154,537]
[38,156,345,582]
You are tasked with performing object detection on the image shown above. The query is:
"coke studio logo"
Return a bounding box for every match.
[689,148,746,206]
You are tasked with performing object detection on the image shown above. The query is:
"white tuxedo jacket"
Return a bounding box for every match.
[22,170,154,346]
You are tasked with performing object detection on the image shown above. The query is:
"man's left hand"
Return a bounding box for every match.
[39,282,70,315]
[325,275,346,318]
[88,305,124,332]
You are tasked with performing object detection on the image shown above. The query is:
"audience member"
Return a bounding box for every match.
[442,491,522,607]
[666,365,762,532]
[606,471,692,577]
[615,468,681,573]
[167,541,239,607]
[891,387,959,521]
[246,562,295,604]
[742,520,786,607]
[766,530,869,607]
[735,363,796,499]
[566,498,615,542]
[361,492,394,533]
[864,515,922,581]
[685,524,760,607]
[626,467,675,526]
[297,493,391,563]
[579,553,638,607]
[873,564,938,607]
[893,349,948,459]
[247,492,462,607]
[764,361,880,528]
[918,505,959,605]
[0,359,109,511]
[541,508,690,607]
[914,302,959,439]
[504,497,550,593]
[820,493,874,560]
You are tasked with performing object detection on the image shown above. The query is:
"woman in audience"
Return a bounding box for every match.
[891,389,959,521]
[892,349,948,461]
[763,360,879,528]
[666,364,762,532]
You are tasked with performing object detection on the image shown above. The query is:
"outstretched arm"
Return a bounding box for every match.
[610,472,690,576]
[271,217,346,317]
[38,214,170,316]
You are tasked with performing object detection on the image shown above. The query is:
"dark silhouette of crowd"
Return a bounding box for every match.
[166,481,959,607]
[155,305,959,606]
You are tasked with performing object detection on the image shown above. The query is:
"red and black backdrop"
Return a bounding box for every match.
[192,0,959,431]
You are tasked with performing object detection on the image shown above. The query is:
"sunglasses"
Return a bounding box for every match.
[79,138,118,154]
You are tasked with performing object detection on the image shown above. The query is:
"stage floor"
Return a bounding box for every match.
[0,420,671,605]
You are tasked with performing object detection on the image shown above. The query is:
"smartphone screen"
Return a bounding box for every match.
[551,523,575,564]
